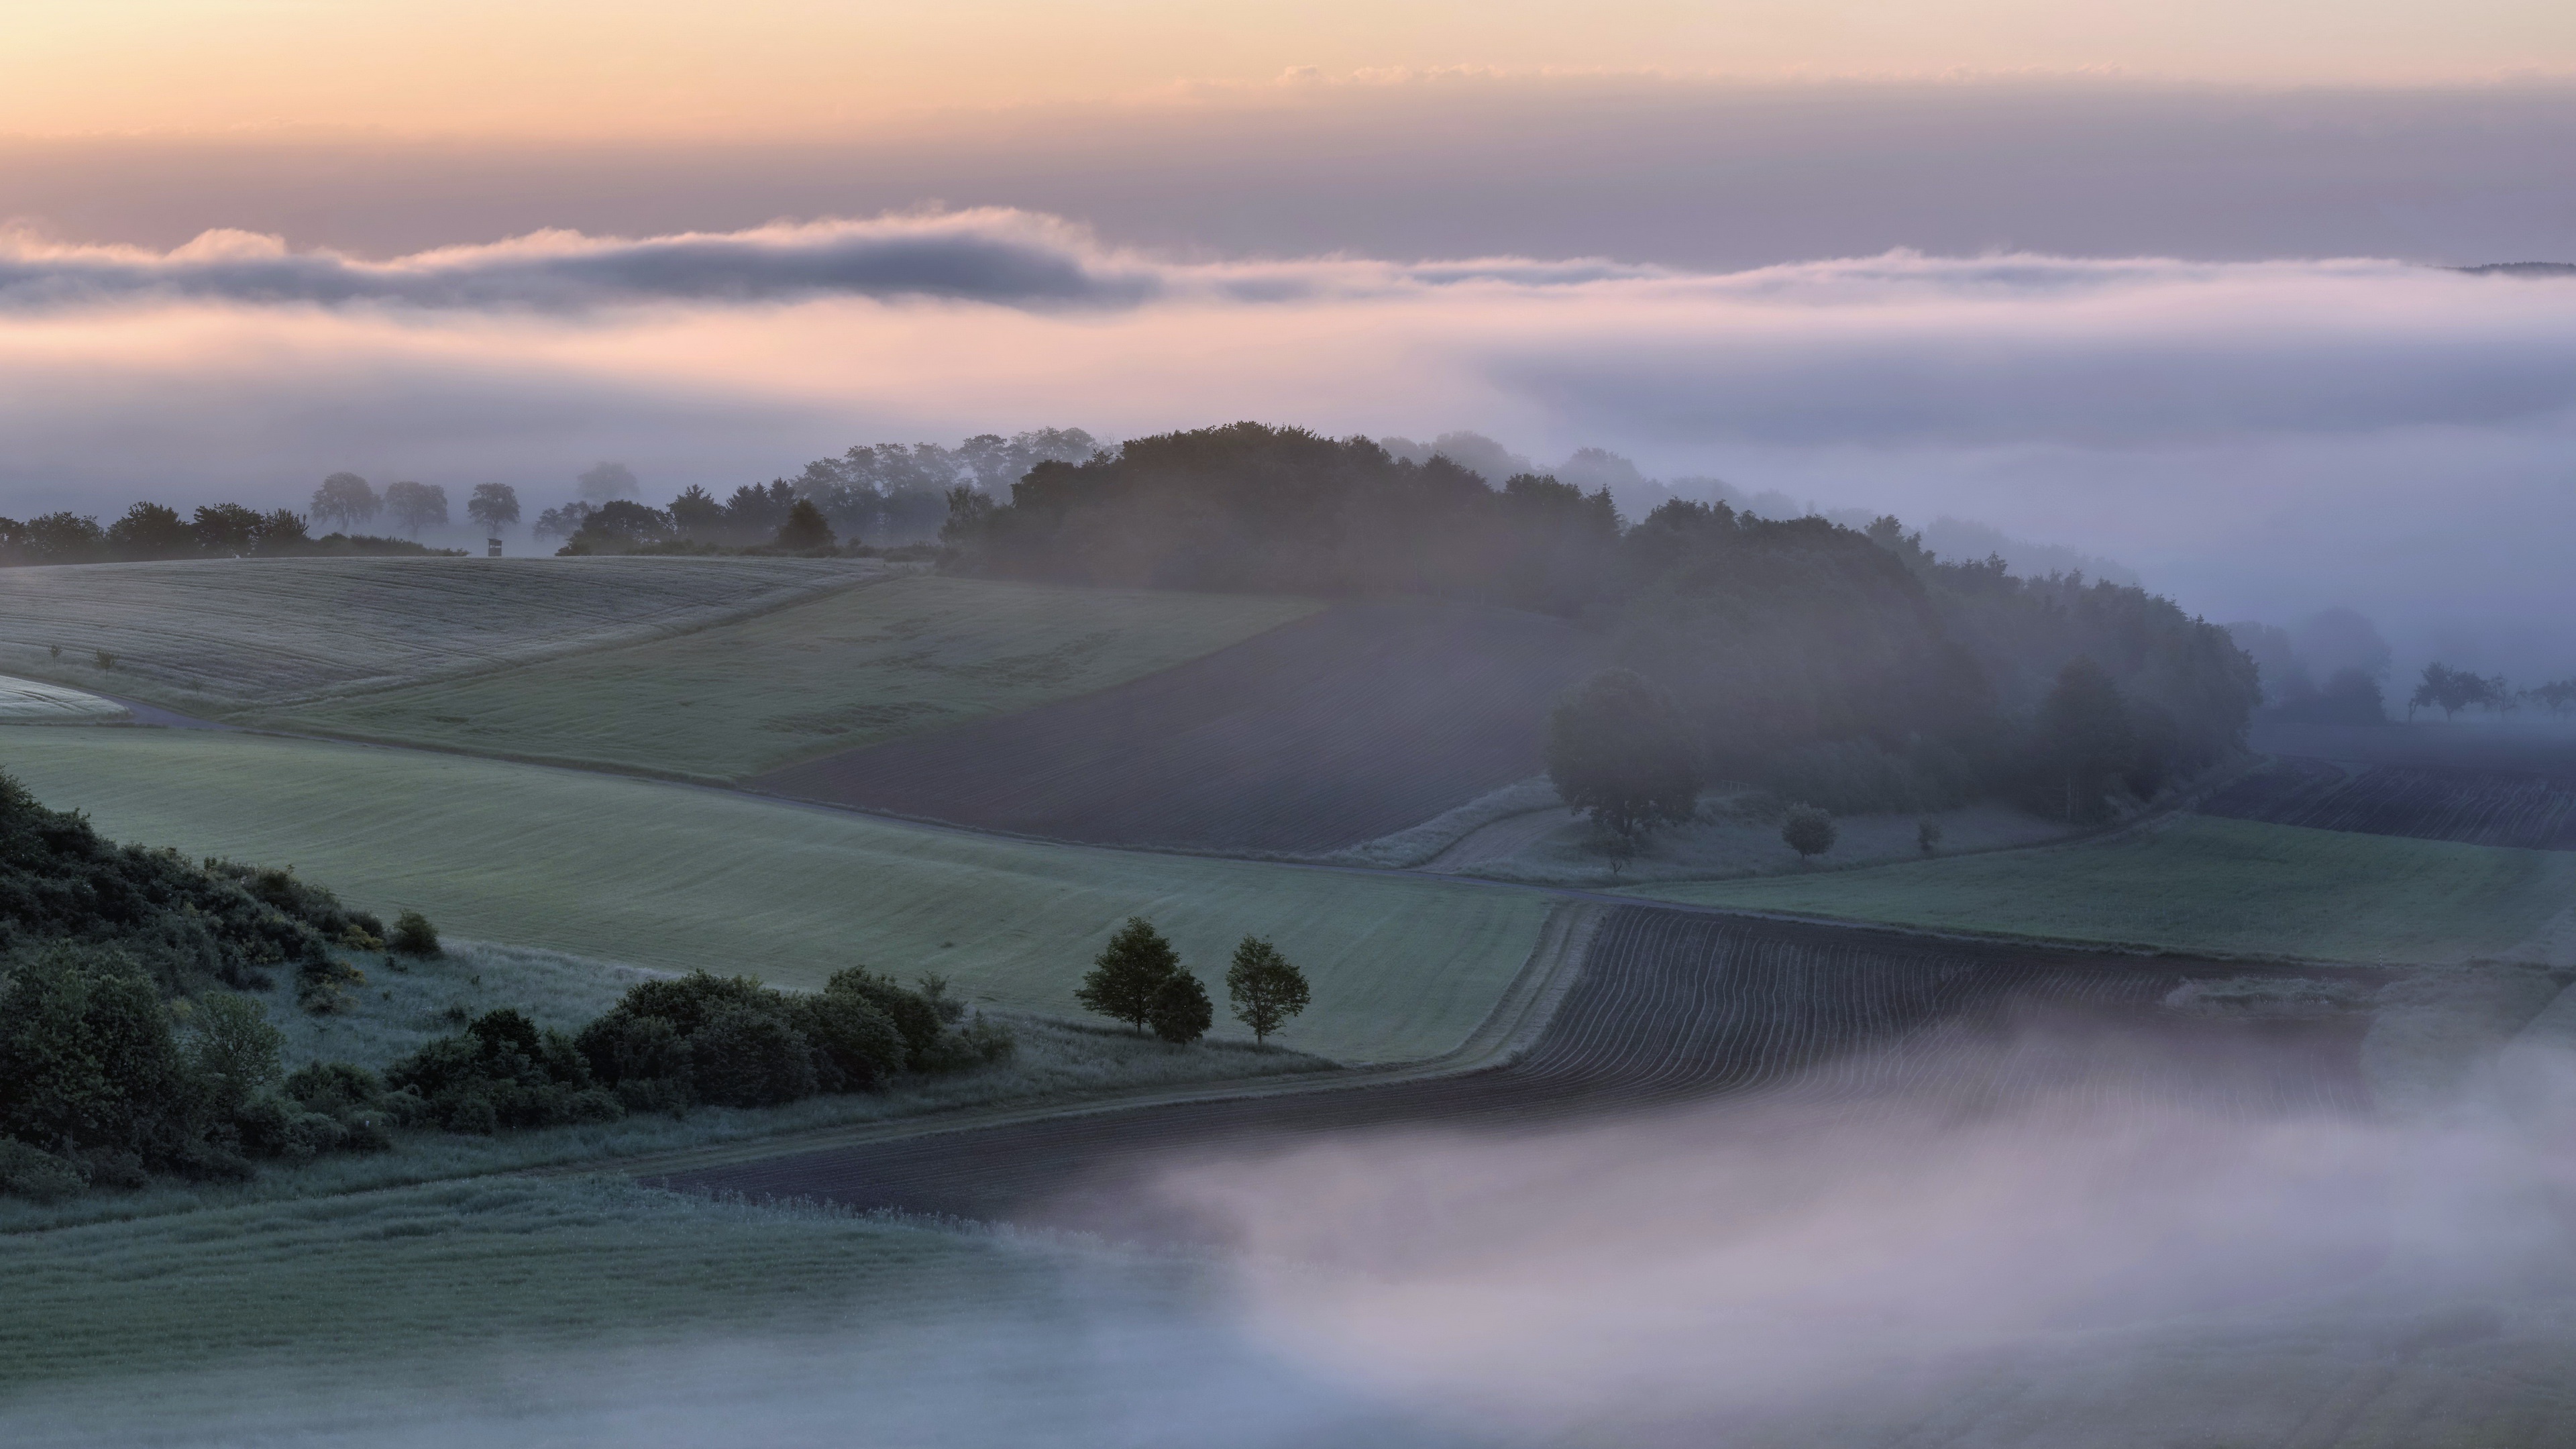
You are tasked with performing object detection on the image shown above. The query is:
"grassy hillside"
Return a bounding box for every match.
[0,555,883,708]
[0,729,1546,1064]
[1623,814,2576,964]
[262,576,1321,779]
[758,600,1603,853]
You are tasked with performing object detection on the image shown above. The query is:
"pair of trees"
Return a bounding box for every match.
[310,474,457,537]
[1075,919,1312,1046]
[2411,657,2514,716]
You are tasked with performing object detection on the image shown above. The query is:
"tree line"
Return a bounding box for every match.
[2410,663,2576,722]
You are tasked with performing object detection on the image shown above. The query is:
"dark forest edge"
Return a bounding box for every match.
[940,422,2261,828]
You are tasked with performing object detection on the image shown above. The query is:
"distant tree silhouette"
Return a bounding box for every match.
[466,483,521,535]
[1075,918,1181,1034]
[775,498,837,551]
[384,481,449,537]
[1546,669,1701,854]
[105,502,193,560]
[1782,804,1837,862]
[310,473,380,532]
[1225,936,1310,1045]
[2410,663,2497,721]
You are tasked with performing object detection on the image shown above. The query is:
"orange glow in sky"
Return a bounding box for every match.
[9,0,2575,139]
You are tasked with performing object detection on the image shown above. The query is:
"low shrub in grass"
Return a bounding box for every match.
[385,1008,622,1132]
[388,910,440,957]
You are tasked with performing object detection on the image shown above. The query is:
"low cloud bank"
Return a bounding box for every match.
[3,212,2573,669]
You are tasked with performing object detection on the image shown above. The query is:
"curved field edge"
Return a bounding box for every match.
[1617,814,2576,966]
[0,728,1550,1065]
[0,555,891,712]
[252,577,1325,782]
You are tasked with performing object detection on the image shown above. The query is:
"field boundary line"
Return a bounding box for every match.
[551,901,1607,1182]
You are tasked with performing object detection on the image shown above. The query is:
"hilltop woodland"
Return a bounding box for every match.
[941,423,2263,828]
[0,769,1005,1203]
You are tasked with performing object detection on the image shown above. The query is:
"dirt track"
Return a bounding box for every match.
[661,905,2377,1242]
[746,600,1603,853]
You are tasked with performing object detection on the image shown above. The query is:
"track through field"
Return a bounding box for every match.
[663,906,2377,1241]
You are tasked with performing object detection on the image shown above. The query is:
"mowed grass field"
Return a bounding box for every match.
[0,729,1548,1063]
[0,555,883,708]
[262,575,1322,780]
[1623,814,2576,964]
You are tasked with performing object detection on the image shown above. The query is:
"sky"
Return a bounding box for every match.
[3,2,2573,674]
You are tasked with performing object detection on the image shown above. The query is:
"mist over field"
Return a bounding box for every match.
[0,214,2571,672]
[14,1024,2572,1449]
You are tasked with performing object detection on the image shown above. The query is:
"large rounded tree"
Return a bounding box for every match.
[1545,668,1702,853]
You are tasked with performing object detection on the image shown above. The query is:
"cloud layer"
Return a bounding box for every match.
[3,211,2572,669]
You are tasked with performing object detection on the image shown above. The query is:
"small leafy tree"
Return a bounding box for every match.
[466,483,521,535]
[1545,668,1701,856]
[311,473,380,531]
[1916,817,1942,855]
[776,498,837,550]
[388,910,441,957]
[182,991,284,1113]
[1224,936,1310,1045]
[1782,804,1837,862]
[1075,917,1180,1034]
[1148,971,1214,1044]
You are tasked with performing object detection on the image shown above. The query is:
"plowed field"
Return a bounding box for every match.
[751,600,1605,853]
[665,907,2375,1239]
[2204,756,2576,850]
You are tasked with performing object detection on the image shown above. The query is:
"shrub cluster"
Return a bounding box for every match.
[0,770,376,998]
[0,949,387,1201]
[378,969,1014,1134]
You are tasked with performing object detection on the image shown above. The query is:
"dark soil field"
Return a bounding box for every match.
[2212,722,2576,850]
[665,906,2377,1242]
[748,600,1604,853]
[2204,757,2576,850]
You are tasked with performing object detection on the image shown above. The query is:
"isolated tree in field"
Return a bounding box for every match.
[776,498,837,550]
[1782,804,1837,862]
[1546,668,1701,853]
[310,472,380,531]
[1916,816,1942,855]
[1148,970,1214,1044]
[1225,936,1310,1045]
[578,462,639,502]
[1075,916,1181,1034]
[2032,658,2135,822]
[466,482,521,535]
[384,480,449,537]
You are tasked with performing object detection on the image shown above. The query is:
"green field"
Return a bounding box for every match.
[260,574,1322,779]
[1624,814,2576,964]
[0,555,882,708]
[0,729,1545,1063]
